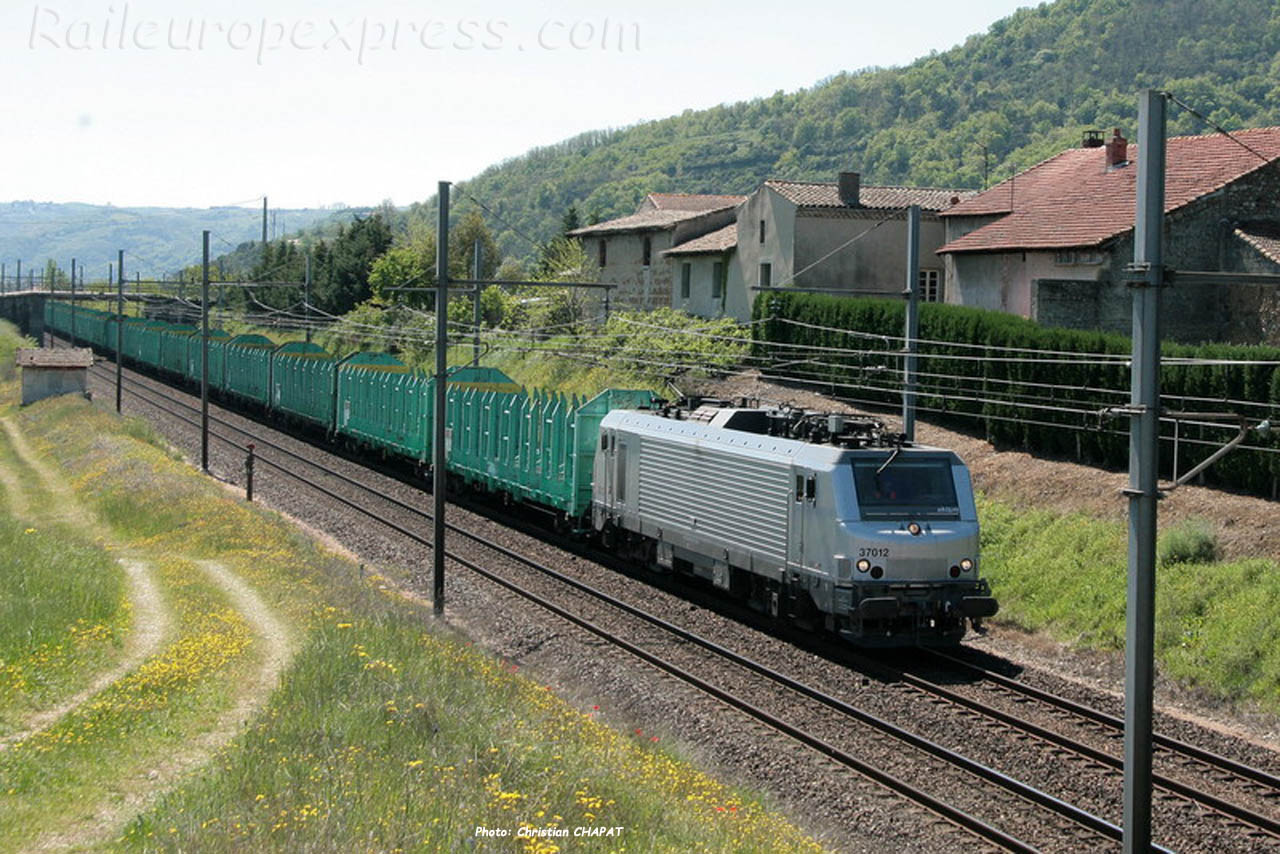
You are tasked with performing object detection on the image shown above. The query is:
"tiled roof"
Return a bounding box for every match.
[765,180,973,212]
[642,193,746,212]
[1235,227,1280,266]
[569,193,744,236]
[568,208,719,236]
[664,223,738,256]
[938,127,1280,254]
[17,348,93,368]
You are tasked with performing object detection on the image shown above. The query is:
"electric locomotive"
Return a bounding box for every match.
[592,401,997,646]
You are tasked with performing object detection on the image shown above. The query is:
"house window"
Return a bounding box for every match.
[598,239,607,267]
[759,262,772,288]
[759,219,766,244]
[919,269,940,302]
[712,261,724,299]
[643,236,652,266]
[680,263,691,299]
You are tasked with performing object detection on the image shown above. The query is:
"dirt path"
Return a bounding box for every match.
[0,418,83,522]
[27,559,298,853]
[0,418,175,749]
[1,414,296,849]
[0,558,169,752]
[0,430,31,517]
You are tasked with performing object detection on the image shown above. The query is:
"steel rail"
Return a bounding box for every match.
[923,648,1280,792]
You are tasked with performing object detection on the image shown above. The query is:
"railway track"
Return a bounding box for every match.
[74,346,1280,853]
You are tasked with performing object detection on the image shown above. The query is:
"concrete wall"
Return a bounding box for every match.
[0,293,45,339]
[792,209,945,296]
[670,252,733,318]
[21,368,87,406]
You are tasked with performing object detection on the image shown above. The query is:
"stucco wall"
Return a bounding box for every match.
[732,187,796,313]
[670,253,731,318]
[948,250,1102,316]
[792,210,945,297]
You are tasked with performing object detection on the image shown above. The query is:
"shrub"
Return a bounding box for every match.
[1159,519,1220,566]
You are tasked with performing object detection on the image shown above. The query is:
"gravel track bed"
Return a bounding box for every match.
[898,659,1280,828]
[80,353,1279,853]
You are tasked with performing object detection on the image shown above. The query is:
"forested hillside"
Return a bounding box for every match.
[434,0,1280,260]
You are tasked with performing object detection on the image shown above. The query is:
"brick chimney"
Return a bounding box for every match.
[1105,128,1128,168]
[838,171,861,206]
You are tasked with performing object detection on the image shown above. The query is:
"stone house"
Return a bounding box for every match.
[938,127,1280,344]
[723,175,971,321]
[568,193,744,311]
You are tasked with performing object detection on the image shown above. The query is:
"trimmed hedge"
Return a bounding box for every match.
[751,292,1280,497]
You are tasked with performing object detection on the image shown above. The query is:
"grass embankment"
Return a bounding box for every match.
[0,517,128,736]
[1,326,821,851]
[979,496,1280,712]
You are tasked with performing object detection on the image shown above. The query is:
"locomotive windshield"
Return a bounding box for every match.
[852,456,960,519]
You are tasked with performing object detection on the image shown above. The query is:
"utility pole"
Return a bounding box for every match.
[472,241,482,367]
[262,196,268,246]
[433,182,450,616]
[115,250,124,414]
[304,252,312,343]
[70,259,77,347]
[201,231,211,474]
[1,263,6,294]
[902,205,921,442]
[14,261,19,295]
[1123,88,1166,854]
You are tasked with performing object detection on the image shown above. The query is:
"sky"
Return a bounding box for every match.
[2,0,1031,210]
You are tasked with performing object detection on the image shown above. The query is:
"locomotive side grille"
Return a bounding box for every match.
[637,439,790,563]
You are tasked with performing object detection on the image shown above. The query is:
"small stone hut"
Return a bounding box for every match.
[16,348,93,406]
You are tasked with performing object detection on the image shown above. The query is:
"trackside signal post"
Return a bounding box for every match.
[433,181,449,615]
[201,231,211,474]
[1124,88,1166,854]
[115,249,124,413]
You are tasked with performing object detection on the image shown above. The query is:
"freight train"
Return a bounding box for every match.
[44,302,997,646]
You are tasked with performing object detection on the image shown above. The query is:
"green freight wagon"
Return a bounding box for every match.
[271,341,338,430]
[335,353,429,460]
[185,329,231,388]
[78,307,110,349]
[122,318,166,366]
[107,317,147,363]
[445,386,658,519]
[335,361,521,461]
[158,325,197,375]
[224,334,277,406]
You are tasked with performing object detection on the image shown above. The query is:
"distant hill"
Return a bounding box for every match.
[0,201,363,280]
[440,0,1280,261]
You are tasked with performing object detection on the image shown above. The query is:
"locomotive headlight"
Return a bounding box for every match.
[856,558,871,573]
[959,558,974,572]
[907,522,922,536]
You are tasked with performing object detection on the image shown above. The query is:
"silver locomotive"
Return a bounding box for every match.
[592,402,997,646]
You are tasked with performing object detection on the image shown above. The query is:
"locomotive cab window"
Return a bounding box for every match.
[852,456,960,519]
[600,432,608,451]
[805,474,816,503]
[794,475,804,502]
